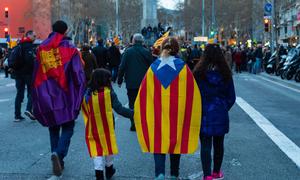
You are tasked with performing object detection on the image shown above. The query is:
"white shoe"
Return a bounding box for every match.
[47,175,61,180]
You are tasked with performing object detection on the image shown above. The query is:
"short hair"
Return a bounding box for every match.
[133,33,144,44]
[161,37,179,56]
[25,30,34,37]
[97,38,104,45]
[52,20,68,34]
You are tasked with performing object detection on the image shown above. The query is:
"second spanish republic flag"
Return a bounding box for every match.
[134,58,202,154]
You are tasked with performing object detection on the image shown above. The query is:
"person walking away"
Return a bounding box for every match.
[31,21,85,179]
[254,45,263,74]
[8,30,37,121]
[107,42,121,82]
[224,46,232,70]
[81,45,98,82]
[117,33,153,131]
[82,68,133,180]
[92,38,109,69]
[134,37,202,179]
[193,44,236,180]
[233,49,242,73]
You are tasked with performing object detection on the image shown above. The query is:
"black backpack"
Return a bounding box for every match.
[8,45,24,70]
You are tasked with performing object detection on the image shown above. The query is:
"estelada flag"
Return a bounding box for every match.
[82,87,118,157]
[134,58,202,154]
[153,31,170,48]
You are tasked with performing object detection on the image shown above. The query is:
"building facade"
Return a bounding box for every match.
[278,0,300,45]
[0,0,51,40]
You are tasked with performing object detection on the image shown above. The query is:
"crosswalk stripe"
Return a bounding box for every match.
[236,97,300,169]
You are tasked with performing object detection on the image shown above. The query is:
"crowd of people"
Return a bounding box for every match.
[3,20,237,180]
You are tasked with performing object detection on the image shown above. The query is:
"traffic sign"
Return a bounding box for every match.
[265,3,272,13]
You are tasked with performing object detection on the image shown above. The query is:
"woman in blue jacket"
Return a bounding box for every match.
[193,44,236,180]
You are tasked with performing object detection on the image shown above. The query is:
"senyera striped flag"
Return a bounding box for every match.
[134,60,202,154]
[82,87,118,157]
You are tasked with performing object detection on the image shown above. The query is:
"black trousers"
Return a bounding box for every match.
[154,154,181,177]
[200,135,225,177]
[127,88,139,126]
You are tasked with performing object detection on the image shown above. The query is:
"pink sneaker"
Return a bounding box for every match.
[212,171,224,179]
[202,176,213,180]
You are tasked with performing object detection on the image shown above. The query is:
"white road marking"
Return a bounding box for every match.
[257,76,300,93]
[0,98,10,102]
[5,83,15,87]
[236,97,300,169]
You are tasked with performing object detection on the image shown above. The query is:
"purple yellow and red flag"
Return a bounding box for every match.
[32,32,85,127]
[134,58,202,154]
[82,87,118,157]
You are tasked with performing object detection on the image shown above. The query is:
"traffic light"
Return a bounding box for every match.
[264,18,270,32]
[4,7,8,18]
[4,27,8,37]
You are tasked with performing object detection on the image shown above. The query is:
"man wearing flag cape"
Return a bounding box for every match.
[134,37,202,179]
[31,21,85,178]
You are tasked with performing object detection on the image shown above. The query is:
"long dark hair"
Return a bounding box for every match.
[193,44,232,82]
[87,68,111,94]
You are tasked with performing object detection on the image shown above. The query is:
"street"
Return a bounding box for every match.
[0,72,299,180]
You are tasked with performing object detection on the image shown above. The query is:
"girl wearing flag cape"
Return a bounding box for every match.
[134,37,202,179]
[82,68,133,180]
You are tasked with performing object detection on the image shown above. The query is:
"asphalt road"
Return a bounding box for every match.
[0,72,299,180]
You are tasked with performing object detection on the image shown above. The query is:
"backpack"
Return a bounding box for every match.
[8,45,24,70]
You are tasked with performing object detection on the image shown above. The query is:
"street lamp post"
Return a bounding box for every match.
[116,0,120,36]
[202,0,205,36]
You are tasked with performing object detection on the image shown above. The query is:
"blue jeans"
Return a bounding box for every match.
[111,66,119,82]
[255,58,262,74]
[14,75,32,117]
[49,121,75,166]
[154,154,181,177]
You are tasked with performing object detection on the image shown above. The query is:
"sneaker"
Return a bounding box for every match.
[51,153,62,176]
[95,170,104,180]
[212,171,224,180]
[170,176,179,180]
[130,124,136,132]
[202,176,213,180]
[105,165,116,179]
[14,116,25,122]
[24,110,36,120]
[155,174,165,180]
[47,175,61,180]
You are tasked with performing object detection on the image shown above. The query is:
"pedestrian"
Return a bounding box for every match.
[117,33,153,131]
[253,45,263,74]
[92,38,109,69]
[31,20,86,179]
[233,48,242,73]
[193,44,236,180]
[8,30,37,121]
[134,37,202,180]
[81,44,98,82]
[82,68,133,180]
[224,46,233,70]
[107,42,121,82]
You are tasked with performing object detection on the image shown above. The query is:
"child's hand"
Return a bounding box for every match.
[118,83,122,88]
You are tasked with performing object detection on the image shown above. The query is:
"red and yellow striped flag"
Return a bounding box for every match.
[134,59,202,154]
[153,31,170,48]
[82,87,118,157]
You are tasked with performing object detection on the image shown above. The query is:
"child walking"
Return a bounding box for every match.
[193,44,236,180]
[82,68,133,180]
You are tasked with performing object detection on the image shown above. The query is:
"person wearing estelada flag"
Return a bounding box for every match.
[31,20,86,178]
[134,37,202,179]
[81,68,133,180]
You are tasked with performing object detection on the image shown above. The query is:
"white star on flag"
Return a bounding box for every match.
[157,58,176,70]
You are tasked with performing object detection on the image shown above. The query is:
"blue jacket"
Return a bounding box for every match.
[196,71,236,136]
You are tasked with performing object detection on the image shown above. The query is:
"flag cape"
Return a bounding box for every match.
[134,58,202,154]
[153,31,170,48]
[82,87,118,157]
[32,32,85,127]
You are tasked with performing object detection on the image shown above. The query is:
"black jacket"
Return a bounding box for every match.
[108,45,121,67]
[117,43,153,89]
[92,45,108,68]
[13,41,36,76]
